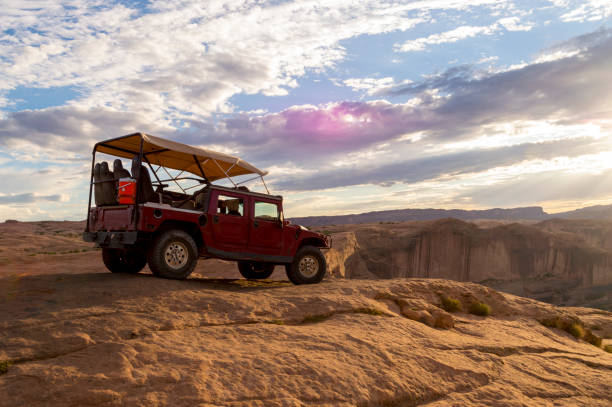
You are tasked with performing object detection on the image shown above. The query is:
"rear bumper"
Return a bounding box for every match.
[83,231,141,248]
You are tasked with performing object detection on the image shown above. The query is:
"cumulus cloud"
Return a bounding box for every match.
[0,0,436,123]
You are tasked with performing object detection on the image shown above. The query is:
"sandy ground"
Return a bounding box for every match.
[1,221,611,406]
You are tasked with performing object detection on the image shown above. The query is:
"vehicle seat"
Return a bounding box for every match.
[99,161,117,205]
[227,200,241,216]
[113,159,131,179]
[131,159,158,203]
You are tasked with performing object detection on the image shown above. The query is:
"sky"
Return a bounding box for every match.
[0,0,611,221]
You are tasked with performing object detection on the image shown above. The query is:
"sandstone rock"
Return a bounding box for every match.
[1,275,610,406]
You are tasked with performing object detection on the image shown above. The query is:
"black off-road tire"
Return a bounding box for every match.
[285,245,326,285]
[102,248,147,274]
[237,261,275,279]
[147,229,198,279]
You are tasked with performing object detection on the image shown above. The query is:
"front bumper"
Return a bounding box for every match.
[83,231,140,248]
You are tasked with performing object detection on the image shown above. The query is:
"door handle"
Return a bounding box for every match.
[253,220,259,228]
[213,215,219,223]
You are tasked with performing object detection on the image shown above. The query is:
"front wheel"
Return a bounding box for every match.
[102,248,147,274]
[147,230,198,279]
[285,246,326,285]
[238,261,275,279]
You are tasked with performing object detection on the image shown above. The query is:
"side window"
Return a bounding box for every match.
[254,201,279,221]
[217,195,244,216]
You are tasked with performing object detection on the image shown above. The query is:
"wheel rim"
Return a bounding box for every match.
[298,255,319,278]
[164,241,189,270]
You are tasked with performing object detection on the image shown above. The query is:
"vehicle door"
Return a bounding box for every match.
[248,198,283,256]
[208,190,249,252]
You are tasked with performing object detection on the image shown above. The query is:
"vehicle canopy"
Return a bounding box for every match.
[95,132,267,182]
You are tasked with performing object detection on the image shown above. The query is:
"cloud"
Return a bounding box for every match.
[0,105,171,156]
[342,77,413,96]
[394,16,533,53]
[395,25,499,52]
[2,27,611,183]
[385,28,612,140]
[271,137,609,191]
[0,193,67,204]
[0,0,436,123]
[168,29,612,170]
[560,0,612,22]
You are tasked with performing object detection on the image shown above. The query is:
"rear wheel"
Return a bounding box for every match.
[147,230,198,279]
[285,246,326,285]
[102,248,147,274]
[237,261,275,279]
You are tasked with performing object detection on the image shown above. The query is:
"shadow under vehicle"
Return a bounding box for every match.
[83,133,330,284]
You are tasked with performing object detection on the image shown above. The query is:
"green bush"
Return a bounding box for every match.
[567,323,584,339]
[0,360,12,375]
[541,317,563,329]
[604,345,612,353]
[469,302,491,316]
[302,314,331,324]
[353,307,385,316]
[584,331,602,347]
[440,297,461,312]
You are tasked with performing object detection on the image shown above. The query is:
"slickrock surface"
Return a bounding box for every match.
[1,272,611,406]
[1,219,611,406]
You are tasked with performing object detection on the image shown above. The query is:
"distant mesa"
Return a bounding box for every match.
[4,219,19,223]
[289,204,612,227]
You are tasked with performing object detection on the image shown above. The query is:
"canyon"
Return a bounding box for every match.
[323,218,612,310]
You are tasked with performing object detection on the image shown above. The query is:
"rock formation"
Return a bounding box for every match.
[324,219,612,310]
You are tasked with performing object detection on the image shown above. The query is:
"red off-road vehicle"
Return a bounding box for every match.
[83,133,330,284]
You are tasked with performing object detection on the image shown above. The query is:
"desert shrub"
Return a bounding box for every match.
[353,307,385,316]
[0,361,12,375]
[301,313,331,324]
[440,297,461,313]
[541,317,563,329]
[469,302,491,316]
[267,319,285,325]
[604,345,612,353]
[567,323,584,339]
[584,331,602,347]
